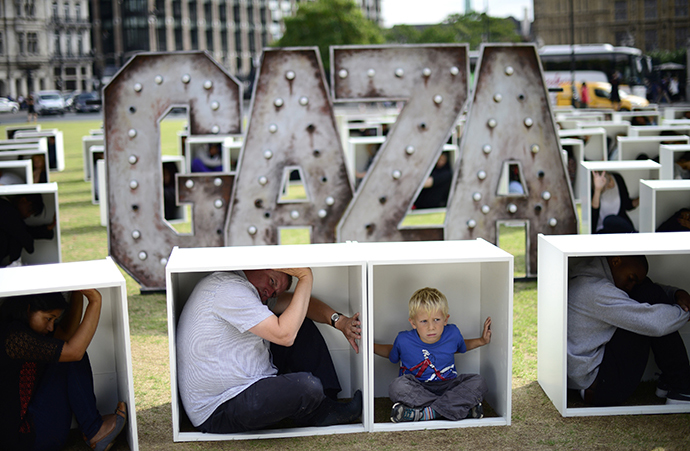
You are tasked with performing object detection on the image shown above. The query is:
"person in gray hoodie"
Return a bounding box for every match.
[568,255,690,406]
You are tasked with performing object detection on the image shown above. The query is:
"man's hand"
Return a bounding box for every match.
[675,290,690,313]
[335,312,362,354]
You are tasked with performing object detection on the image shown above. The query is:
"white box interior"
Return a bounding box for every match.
[659,143,690,180]
[639,179,690,232]
[577,121,630,143]
[82,135,104,181]
[663,107,690,120]
[630,125,690,137]
[0,259,138,449]
[0,183,61,265]
[611,111,660,125]
[365,240,513,432]
[560,138,584,203]
[578,160,661,234]
[537,233,690,417]
[5,124,41,139]
[14,130,65,172]
[0,148,50,183]
[166,243,368,441]
[0,159,33,184]
[558,128,607,161]
[615,135,690,161]
[346,135,385,187]
[184,136,234,173]
[89,146,105,204]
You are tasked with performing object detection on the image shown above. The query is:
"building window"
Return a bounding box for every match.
[25,0,35,17]
[77,34,83,55]
[64,2,70,20]
[15,0,22,17]
[677,0,688,16]
[17,33,25,54]
[0,32,4,55]
[644,0,657,19]
[676,27,688,49]
[614,1,627,21]
[52,2,58,18]
[27,32,38,54]
[54,31,60,54]
[75,2,81,20]
[66,31,72,56]
[645,29,658,50]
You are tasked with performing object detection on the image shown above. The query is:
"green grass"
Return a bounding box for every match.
[3,118,689,451]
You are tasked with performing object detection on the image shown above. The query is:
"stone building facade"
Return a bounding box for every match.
[533,0,690,52]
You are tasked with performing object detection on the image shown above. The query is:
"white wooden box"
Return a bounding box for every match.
[663,107,690,120]
[639,179,690,232]
[659,144,690,180]
[346,135,385,187]
[14,130,65,172]
[0,258,139,449]
[166,244,368,441]
[615,135,690,161]
[0,160,33,184]
[82,135,104,181]
[558,128,607,161]
[89,146,105,205]
[578,160,661,234]
[577,120,630,144]
[0,148,50,183]
[184,136,233,174]
[629,125,690,137]
[367,239,513,431]
[560,138,585,203]
[537,232,690,416]
[5,124,41,139]
[611,111,660,125]
[0,183,61,265]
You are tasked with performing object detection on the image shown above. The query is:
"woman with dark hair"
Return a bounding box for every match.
[0,290,127,451]
[591,170,638,234]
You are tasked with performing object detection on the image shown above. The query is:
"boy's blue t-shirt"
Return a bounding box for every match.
[389,323,466,381]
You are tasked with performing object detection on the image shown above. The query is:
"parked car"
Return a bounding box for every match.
[73,91,102,113]
[34,91,65,115]
[0,97,20,113]
[556,81,649,110]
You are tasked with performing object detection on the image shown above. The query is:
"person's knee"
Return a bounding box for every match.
[388,374,415,400]
[288,372,324,401]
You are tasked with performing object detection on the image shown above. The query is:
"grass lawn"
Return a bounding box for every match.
[2,119,689,450]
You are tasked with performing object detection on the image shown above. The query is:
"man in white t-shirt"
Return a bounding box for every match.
[177,267,362,433]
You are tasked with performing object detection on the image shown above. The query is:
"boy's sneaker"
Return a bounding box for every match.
[666,389,690,405]
[466,403,484,419]
[390,403,424,422]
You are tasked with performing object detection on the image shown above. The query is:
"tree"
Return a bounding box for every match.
[275,0,384,73]
[386,12,522,49]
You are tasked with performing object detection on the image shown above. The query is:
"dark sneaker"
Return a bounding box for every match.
[466,403,484,419]
[656,380,671,398]
[390,402,424,422]
[666,389,690,405]
[311,390,363,426]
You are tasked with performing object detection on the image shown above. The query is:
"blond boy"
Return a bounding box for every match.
[374,287,491,422]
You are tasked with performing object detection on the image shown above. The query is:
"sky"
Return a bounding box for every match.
[381,0,533,28]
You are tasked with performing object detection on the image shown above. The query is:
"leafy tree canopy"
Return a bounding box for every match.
[385,12,522,49]
[275,0,384,73]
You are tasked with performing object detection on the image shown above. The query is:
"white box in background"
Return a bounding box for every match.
[0,183,61,265]
[166,243,368,441]
[14,130,65,172]
[558,128,607,161]
[538,232,690,417]
[367,240,513,431]
[0,148,50,183]
[639,179,690,232]
[615,135,690,161]
[659,143,690,180]
[0,160,33,184]
[578,160,661,234]
[0,258,139,449]
[560,138,585,203]
[82,135,104,181]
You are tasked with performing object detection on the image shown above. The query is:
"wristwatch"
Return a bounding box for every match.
[330,312,343,328]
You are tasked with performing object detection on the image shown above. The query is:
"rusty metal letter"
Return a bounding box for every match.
[225,48,353,245]
[333,45,469,242]
[444,44,578,276]
[104,52,242,290]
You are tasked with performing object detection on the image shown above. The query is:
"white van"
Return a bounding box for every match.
[33,91,65,116]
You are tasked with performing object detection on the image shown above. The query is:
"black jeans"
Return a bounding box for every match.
[199,319,341,433]
[592,278,690,406]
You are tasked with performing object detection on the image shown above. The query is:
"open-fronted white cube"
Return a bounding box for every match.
[14,130,65,172]
[659,143,690,180]
[0,148,50,183]
[639,179,690,232]
[558,128,607,161]
[629,125,690,137]
[184,136,234,173]
[89,146,105,204]
[0,183,61,265]
[0,258,139,449]
[367,240,513,431]
[611,111,660,125]
[560,138,585,202]
[615,135,690,161]
[578,160,661,234]
[663,107,690,120]
[5,124,40,139]
[0,160,33,184]
[166,244,368,441]
[538,232,690,417]
[82,135,104,181]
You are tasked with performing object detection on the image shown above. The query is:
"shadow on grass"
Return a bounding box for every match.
[61,224,107,236]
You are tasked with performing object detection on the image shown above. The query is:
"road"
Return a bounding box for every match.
[0,110,103,125]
